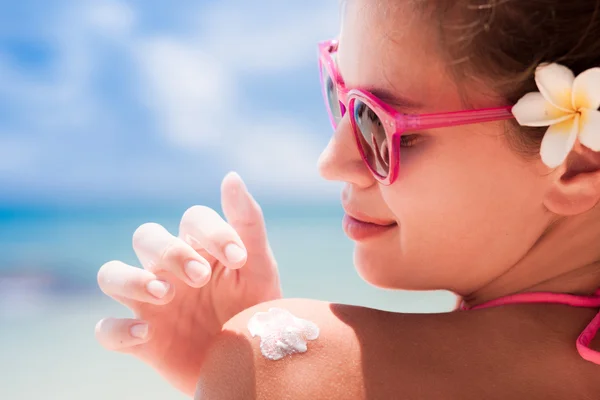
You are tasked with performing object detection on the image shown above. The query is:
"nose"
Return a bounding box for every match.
[317,115,375,188]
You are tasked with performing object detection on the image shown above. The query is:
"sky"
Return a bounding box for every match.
[0,0,342,207]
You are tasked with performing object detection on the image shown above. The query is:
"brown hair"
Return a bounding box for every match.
[422,0,600,155]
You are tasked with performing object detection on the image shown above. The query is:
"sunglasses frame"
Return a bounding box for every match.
[318,39,516,185]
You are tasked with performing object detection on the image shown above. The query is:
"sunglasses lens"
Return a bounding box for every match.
[321,63,343,125]
[352,99,390,177]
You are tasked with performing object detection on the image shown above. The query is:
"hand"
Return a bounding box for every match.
[95,172,282,396]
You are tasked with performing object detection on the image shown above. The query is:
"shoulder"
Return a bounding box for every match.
[194,298,467,400]
[196,299,600,400]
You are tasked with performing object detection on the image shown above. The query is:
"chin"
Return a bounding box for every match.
[353,245,402,289]
[352,245,435,291]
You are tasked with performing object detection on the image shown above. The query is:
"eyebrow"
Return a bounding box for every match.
[334,54,423,112]
[365,87,424,112]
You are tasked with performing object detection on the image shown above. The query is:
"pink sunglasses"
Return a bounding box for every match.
[318,39,515,185]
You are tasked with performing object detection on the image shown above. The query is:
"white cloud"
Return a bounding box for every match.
[134,37,235,148]
[0,0,343,203]
[129,0,341,198]
[0,1,115,140]
[85,0,136,37]
[132,1,339,150]
[132,34,340,199]
[227,119,342,199]
[199,1,339,73]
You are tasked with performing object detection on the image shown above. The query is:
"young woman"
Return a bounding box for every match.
[95,1,600,398]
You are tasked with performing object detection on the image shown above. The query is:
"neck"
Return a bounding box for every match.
[463,208,600,307]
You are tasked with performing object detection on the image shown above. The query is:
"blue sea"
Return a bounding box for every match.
[0,204,455,400]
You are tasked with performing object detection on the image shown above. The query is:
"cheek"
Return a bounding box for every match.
[375,135,550,290]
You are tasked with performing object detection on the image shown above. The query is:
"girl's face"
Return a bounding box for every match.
[318,0,554,295]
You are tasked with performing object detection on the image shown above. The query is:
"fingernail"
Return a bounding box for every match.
[185,260,210,283]
[225,243,246,264]
[146,280,170,299]
[130,323,148,339]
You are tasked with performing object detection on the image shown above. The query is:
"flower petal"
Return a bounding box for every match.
[535,63,575,112]
[572,67,600,111]
[578,109,600,151]
[512,92,572,127]
[539,114,578,168]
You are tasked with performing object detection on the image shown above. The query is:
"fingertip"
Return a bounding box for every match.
[146,279,172,300]
[221,176,259,226]
[184,260,213,287]
[224,243,247,267]
[130,323,149,340]
[94,318,105,336]
[225,170,242,181]
[222,171,247,193]
[94,317,113,347]
[95,317,151,351]
[97,260,118,287]
[95,317,116,341]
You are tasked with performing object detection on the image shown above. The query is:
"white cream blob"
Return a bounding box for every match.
[247,307,320,360]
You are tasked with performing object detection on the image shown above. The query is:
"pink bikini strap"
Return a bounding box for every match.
[460,289,600,365]
[577,309,600,364]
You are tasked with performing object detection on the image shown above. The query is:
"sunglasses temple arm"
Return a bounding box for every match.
[402,107,515,131]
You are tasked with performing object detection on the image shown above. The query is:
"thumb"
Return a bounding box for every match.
[220,171,269,255]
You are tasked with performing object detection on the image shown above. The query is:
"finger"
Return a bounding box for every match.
[132,223,212,288]
[221,172,277,273]
[220,172,268,251]
[179,205,248,269]
[95,317,150,352]
[97,260,174,305]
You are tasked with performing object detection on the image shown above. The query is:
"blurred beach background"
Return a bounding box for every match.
[0,1,455,399]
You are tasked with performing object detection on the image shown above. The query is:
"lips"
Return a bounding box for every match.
[341,204,396,227]
[341,204,398,241]
[344,211,396,226]
[342,214,397,241]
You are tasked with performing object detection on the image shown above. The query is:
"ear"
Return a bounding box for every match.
[544,142,600,216]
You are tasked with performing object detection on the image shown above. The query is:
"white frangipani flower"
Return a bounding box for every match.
[512,63,600,168]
